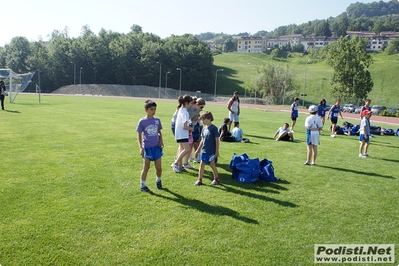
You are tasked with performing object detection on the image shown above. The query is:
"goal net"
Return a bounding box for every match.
[0,69,36,103]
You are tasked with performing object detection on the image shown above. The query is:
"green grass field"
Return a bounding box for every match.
[213,52,399,108]
[1,94,398,265]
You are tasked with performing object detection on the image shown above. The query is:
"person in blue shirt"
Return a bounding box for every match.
[360,99,371,119]
[273,123,295,141]
[231,122,250,143]
[194,111,220,186]
[327,98,343,138]
[290,97,299,132]
[136,100,164,193]
[317,98,327,126]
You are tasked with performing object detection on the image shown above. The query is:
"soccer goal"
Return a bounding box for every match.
[0,69,36,103]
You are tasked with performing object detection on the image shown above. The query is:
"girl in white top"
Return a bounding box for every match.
[172,95,194,173]
[304,105,323,165]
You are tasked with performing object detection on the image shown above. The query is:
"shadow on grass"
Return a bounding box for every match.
[371,157,399,164]
[155,188,259,224]
[245,134,275,141]
[319,165,395,179]
[4,109,21,113]
[372,142,399,149]
[206,164,298,208]
[211,181,298,208]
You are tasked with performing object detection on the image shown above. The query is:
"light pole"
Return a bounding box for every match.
[176,68,182,95]
[70,61,76,85]
[303,60,310,107]
[214,69,223,100]
[80,67,83,93]
[156,62,161,98]
[165,71,170,97]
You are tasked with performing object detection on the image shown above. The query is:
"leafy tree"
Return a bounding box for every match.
[314,20,332,37]
[47,31,73,87]
[223,38,236,52]
[253,30,268,36]
[326,35,373,100]
[5,37,32,73]
[292,43,304,53]
[331,13,350,37]
[385,38,399,55]
[254,63,295,103]
[130,24,143,34]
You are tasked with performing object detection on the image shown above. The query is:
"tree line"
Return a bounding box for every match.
[0,25,214,93]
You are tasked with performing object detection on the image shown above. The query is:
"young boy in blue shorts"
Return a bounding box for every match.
[136,100,164,193]
[194,111,220,186]
[290,97,299,132]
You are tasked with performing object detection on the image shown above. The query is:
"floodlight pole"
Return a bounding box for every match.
[37,69,41,103]
[156,62,161,98]
[214,69,223,101]
[80,67,83,93]
[9,69,12,103]
[176,68,182,95]
[165,71,170,97]
[303,60,310,107]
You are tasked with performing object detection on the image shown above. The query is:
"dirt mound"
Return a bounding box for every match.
[52,84,220,101]
[53,84,162,98]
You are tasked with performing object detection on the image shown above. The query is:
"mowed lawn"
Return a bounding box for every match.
[1,94,398,265]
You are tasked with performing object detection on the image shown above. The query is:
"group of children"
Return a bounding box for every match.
[136,96,221,193]
[136,95,373,193]
[288,97,373,165]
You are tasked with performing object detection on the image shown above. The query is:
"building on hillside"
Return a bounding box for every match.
[347,31,399,51]
[265,34,304,50]
[237,36,265,53]
[346,31,376,38]
[302,36,339,51]
[207,42,217,51]
[236,31,399,53]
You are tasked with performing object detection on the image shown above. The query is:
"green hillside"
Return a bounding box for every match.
[213,52,399,107]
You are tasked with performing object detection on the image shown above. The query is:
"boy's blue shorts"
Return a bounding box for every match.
[359,134,370,143]
[143,146,163,161]
[200,153,218,164]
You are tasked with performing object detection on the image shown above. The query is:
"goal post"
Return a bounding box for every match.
[0,69,36,103]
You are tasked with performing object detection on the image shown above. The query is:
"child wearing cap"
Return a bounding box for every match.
[304,105,323,165]
[359,110,372,158]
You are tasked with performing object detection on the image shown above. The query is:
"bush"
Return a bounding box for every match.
[381,110,399,117]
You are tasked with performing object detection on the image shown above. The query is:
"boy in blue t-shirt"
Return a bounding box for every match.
[290,97,299,132]
[194,111,220,186]
[136,100,164,193]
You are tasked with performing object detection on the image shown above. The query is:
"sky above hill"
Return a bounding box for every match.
[1,0,378,46]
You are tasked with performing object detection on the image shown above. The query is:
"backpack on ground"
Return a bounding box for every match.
[383,128,395,135]
[259,159,277,181]
[229,153,278,184]
[370,125,381,135]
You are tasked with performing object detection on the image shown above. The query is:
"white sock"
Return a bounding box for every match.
[156,176,161,182]
[140,179,146,187]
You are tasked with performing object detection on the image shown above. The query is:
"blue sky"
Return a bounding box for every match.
[1,0,377,46]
